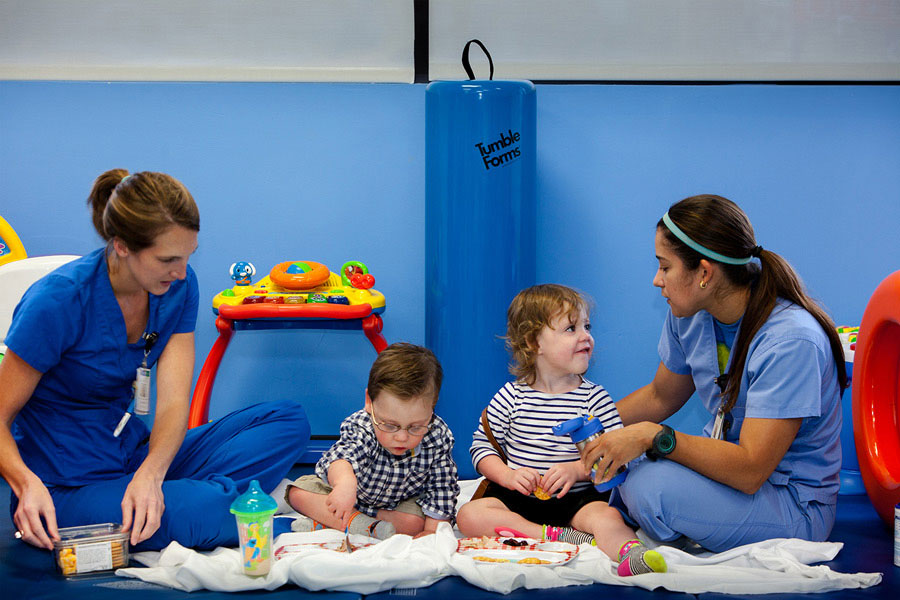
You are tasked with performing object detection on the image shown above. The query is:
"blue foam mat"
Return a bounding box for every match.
[1,478,895,599]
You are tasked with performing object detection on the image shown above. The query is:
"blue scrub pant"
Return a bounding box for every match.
[611,458,836,552]
[48,400,310,551]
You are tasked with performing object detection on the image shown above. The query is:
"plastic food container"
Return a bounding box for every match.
[52,523,129,576]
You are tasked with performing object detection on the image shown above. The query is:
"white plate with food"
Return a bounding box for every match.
[456,537,579,566]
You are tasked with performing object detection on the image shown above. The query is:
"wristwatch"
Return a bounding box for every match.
[646,424,676,461]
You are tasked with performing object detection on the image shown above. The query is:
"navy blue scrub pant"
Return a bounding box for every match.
[47,400,310,551]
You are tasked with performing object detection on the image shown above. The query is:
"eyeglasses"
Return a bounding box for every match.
[369,404,432,436]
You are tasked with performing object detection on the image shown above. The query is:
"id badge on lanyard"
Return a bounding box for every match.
[712,374,731,441]
[134,332,159,415]
[114,331,159,438]
[711,404,728,440]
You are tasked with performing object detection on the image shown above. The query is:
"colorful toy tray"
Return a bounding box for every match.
[456,536,579,566]
[212,260,385,319]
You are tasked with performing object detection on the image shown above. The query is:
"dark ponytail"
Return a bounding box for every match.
[659,195,847,413]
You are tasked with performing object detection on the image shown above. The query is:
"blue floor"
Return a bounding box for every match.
[1,470,895,599]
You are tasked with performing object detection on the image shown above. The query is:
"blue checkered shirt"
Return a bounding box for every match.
[316,409,460,521]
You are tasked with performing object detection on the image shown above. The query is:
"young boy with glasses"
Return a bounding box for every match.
[286,343,459,539]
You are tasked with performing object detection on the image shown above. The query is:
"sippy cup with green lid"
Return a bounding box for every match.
[230,479,278,576]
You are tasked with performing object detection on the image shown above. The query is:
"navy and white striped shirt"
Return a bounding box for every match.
[316,409,460,521]
[470,379,622,494]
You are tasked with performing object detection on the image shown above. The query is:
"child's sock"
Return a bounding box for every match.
[616,539,667,576]
[542,524,595,546]
[291,515,326,533]
[346,511,396,540]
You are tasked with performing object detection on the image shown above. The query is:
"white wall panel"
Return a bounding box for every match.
[430,0,900,81]
[0,0,414,82]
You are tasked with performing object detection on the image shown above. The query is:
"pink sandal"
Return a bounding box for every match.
[494,526,529,538]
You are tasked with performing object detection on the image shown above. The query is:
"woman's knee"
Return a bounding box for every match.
[264,400,310,426]
[618,460,673,513]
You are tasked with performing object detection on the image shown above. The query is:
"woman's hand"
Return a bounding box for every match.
[121,468,165,546]
[13,473,59,550]
[325,483,358,526]
[2,351,59,549]
[539,461,584,498]
[581,423,659,484]
[502,466,540,496]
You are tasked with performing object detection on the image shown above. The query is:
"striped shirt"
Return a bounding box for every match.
[316,409,460,521]
[470,379,622,494]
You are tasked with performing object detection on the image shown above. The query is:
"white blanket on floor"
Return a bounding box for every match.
[117,522,881,595]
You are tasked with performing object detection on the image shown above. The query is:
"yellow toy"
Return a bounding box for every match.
[0,215,28,266]
[212,260,385,314]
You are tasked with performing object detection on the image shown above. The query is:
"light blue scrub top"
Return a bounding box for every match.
[6,247,199,488]
[658,298,842,506]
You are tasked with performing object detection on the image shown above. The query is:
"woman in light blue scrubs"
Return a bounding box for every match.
[582,195,847,552]
[0,169,310,551]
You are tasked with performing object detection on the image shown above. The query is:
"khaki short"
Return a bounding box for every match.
[286,474,425,518]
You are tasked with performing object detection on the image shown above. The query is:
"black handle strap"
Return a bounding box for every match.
[462,39,494,80]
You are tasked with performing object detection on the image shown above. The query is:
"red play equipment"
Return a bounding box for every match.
[188,260,388,429]
[852,270,900,526]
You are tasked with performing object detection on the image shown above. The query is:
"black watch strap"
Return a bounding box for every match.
[646,424,676,461]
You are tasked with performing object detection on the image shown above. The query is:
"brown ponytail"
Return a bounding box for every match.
[659,195,847,413]
[86,168,199,251]
[87,168,130,239]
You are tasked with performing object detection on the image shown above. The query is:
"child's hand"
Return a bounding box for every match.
[502,467,540,496]
[539,461,584,499]
[325,484,357,525]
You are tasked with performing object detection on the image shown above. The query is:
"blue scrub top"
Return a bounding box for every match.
[6,247,199,487]
[658,298,842,506]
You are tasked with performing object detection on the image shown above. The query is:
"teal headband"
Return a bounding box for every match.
[661,212,754,266]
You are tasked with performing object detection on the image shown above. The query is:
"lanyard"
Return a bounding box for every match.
[114,331,159,437]
[140,331,159,368]
[134,331,159,415]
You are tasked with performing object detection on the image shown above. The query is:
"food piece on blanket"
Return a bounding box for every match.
[339,527,355,553]
[533,487,551,500]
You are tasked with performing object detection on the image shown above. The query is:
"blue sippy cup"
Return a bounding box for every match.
[552,415,628,492]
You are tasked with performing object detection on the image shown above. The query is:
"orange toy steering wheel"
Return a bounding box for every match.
[269,260,331,290]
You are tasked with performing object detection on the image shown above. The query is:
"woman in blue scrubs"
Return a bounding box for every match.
[0,169,310,551]
[582,194,847,553]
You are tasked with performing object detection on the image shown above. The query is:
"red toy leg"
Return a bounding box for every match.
[362,314,388,354]
[189,316,235,428]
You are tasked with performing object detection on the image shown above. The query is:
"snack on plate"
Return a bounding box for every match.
[458,536,507,550]
[457,536,580,567]
[533,487,551,500]
[502,538,529,547]
[518,557,552,564]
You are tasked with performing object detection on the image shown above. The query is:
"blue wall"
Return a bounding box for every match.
[2,81,898,477]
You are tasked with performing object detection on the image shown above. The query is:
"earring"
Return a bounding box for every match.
[699,281,708,289]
